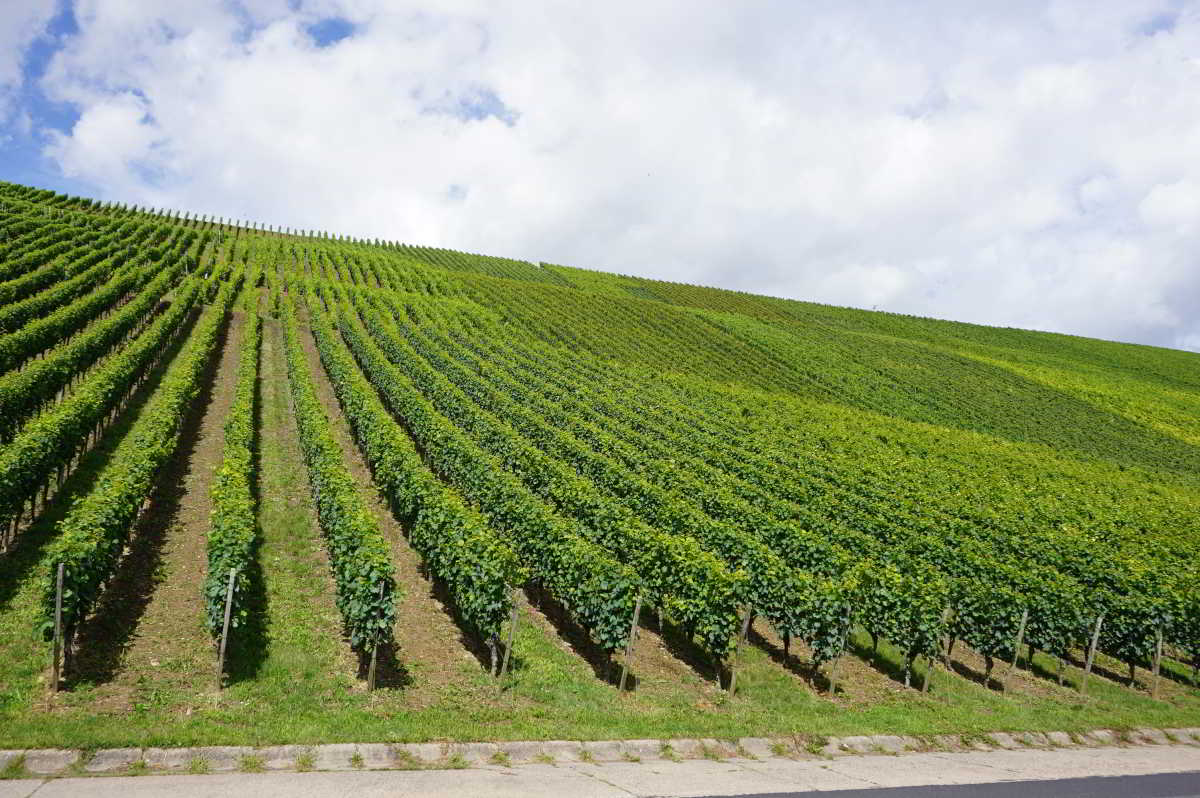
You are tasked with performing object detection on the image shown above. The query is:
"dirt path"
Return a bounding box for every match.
[293,312,758,708]
[295,318,492,699]
[73,312,245,709]
[0,304,204,717]
[228,317,356,695]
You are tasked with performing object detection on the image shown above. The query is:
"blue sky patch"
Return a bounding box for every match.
[306,17,356,48]
[457,86,518,125]
[2,3,84,193]
[1138,11,1178,36]
[20,2,80,133]
[419,85,519,127]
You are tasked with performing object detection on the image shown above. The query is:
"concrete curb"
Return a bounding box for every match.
[2,727,1196,777]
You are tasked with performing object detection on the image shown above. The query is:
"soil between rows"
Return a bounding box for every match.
[229,315,359,693]
[65,310,247,709]
[292,306,840,706]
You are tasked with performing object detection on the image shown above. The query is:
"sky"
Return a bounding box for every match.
[2,1,1199,352]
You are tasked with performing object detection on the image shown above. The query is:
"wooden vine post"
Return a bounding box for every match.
[1009,609,1029,670]
[921,604,954,694]
[938,604,954,667]
[1002,608,1029,691]
[499,586,520,683]
[1081,613,1104,695]
[1151,624,1164,700]
[619,592,643,692]
[727,607,753,694]
[367,580,385,691]
[829,604,853,695]
[829,654,843,694]
[51,563,64,693]
[217,567,237,689]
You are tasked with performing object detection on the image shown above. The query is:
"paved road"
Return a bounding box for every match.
[727,771,1200,797]
[0,745,1196,797]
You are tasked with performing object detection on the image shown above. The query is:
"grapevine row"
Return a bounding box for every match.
[0,240,196,442]
[204,288,262,638]
[329,286,639,653]
[341,284,745,657]
[278,291,398,652]
[303,282,522,642]
[359,286,856,663]
[0,221,158,331]
[462,305,1194,670]
[0,274,203,538]
[41,270,243,641]
[0,227,193,374]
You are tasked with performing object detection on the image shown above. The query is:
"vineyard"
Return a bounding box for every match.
[0,179,1197,749]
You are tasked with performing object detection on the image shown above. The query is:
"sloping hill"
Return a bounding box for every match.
[0,179,1196,750]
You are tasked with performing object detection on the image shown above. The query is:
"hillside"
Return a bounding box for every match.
[0,179,1197,750]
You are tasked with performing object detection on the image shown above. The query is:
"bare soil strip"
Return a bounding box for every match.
[295,318,494,698]
[73,312,245,710]
[293,314,799,708]
[0,305,206,715]
[243,317,355,687]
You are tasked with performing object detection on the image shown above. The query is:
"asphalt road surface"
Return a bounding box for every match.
[721,771,1200,797]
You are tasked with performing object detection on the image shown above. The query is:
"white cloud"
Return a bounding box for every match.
[45,91,159,184]
[0,0,56,120]
[1140,179,1200,233]
[18,0,1200,352]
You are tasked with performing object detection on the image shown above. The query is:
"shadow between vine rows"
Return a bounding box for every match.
[643,607,722,688]
[417,564,498,677]
[845,631,918,689]
[1059,649,1139,690]
[524,582,617,685]
[225,358,268,683]
[1158,656,1200,689]
[947,658,1005,692]
[745,625,823,687]
[355,641,412,689]
[1024,650,1070,686]
[67,314,227,688]
[0,308,200,616]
